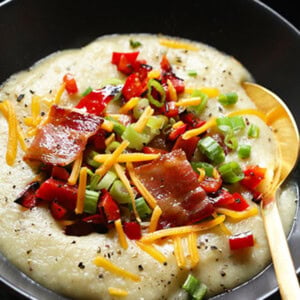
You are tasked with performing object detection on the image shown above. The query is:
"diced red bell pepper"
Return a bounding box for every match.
[223,192,249,211]
[63,73,78,95]
[160,55,172,72]
[122,73,147,101]
[98,189,120,222]
[88,128,106,152]
[180,112,206,130]
[163,73,185,94]
[172,135,200,161]
[14,181,40,209]
[143,146,168,155]
[112,51,140,75]
[199,176,222,194]
[51,166,70,181]
[211,188,235,207]
[159,101,179,118]
[229,231,254,250]
[82,213,107,225]
[50,200,67,220]
[76,85,118,115]
[123,222,142,240]
[168,123,187,141]
[241,165,266,191]
[36,178,77,211]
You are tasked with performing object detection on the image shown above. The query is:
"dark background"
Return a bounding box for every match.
[0,0,298,299]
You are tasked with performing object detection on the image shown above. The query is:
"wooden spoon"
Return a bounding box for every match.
[243,82,300,300]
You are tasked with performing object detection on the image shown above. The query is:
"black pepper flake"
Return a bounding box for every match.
[220,270,226,277]
[98,274,103,279]
[71,240,76,244]
[26,250,32,255]
[78,262,85,269]
[211,245,218,250]
[41,111,45,116]
[29,90,35,94]
[138,264,144,271]
[17,94,25,102]
[163,262,168,266]
[12,185,16,189]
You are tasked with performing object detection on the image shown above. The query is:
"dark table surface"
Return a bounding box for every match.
[0,1,298,299]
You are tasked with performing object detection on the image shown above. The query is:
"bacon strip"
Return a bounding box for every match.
[134,149,214,228]
[24,105,103,166]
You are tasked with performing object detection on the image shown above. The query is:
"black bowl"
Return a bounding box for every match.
[0,0,299,299]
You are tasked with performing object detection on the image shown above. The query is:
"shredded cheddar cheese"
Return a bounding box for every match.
[101,119,114,132]
[93,256,141,282]
[136,241,167,263]
[182,117,217,140]
[54,82,66,105]
[148,69,161,79]
[94,153,160,163]
[212,212,232,235]
[119,97,140,114]
[172,120,184,129]
[95,140,129,177]
[159,38,199,51]
[187,232,200,268]
[115,219,128,249]
[108,287,128,297]
[68,153,83,185]
[227,109,267,123]
[215,206,258,221]
[141,215,225,243]
[197,168,206,182]
[127,162,157,209]
[175,97,202,107]
[167,79,177,101]
[134,106,154,133]
[173,236,186,268]
[148,205,162,233]
[75,167,87,214]
[185,87,220,98]
[105,133,115,146]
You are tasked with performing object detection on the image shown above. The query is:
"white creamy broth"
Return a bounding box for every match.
[0,34,297,299]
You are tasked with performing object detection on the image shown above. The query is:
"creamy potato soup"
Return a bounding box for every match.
[0,34,297,299]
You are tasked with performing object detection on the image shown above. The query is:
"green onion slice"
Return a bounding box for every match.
[218,92,238,106]
[81,86,93,97]
[135,197,152,219]
[218,161,244,183]
[188,70,198,77]
[216,116,245,134]
[109,180,131,204]
[97,171,117,191]
[105,116,126,136]
[238,144,251,159]
[121,125,152,151]
[191,162,214,177]
[188,90,208,114]
[182,274,207,300]
[84,190,100,214]
[133,98,149,119]
[198,136,225,164]
[130,39,142,48]
[85,150,101,168]
[147,79,166,108]
[248,124,260,138]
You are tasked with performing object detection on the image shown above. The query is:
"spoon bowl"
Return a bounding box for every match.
[243,81,300,299]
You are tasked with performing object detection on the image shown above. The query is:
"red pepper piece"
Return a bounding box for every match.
[210,188,235,207]
[50,200,67,220]
[122,73,147,101]
[168,123,187,141]
[36,178,77,211]
[14,181,40,209]
[241,165,266,191]
[98,189,120,222]
[51,166,70,181]
[199,176,222,194]
[143,146,168,155]
[88,128,106,152]
[180,112,206,130]
[160,55,172,72]
[223,192,249,211]
[63,73,78,95]
[112,52,139,67]
[123,222,142,240]
[159,101,179,118]
[82,212,107,225]
[229,231,254,250]
[172,135,199,161]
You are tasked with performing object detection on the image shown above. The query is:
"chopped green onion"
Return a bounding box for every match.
[147,79,166,108]
[105,141,121,154]
[188,70,198,77]
[147,115,168,131]
[188,90,208,114]
[85,150,101,168]
[191,162,214,177]
[96,171,117,190]
[182,274,207,300]
[218,92,238,106]
[109,180,131,204]
[105,116,126,136]
[121,124,151,150]
[99,78,124,88]
[133,98,149,119]
[216,116,245,134]
[218,161,244,183]
[238,144,251,159]
[198,136,225,164]
[135,197,152,219]
[89,173,101,190]
[248,124,260,138]
[224,132,238,150]
[130,39,142,48]
[84,190,100,214]
[81,86,93,97]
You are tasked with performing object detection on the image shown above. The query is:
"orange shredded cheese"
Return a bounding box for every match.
[136,241,167,263]
[148,69,161,79]
[105,133,115,146]
[182,117,217,140]
[175,97,202,107]
[172,120,184,129]
[159,38,199,51]
[187,232,200,267]
[212,212,232,235]
[141,215,225,243]
[119,97,140,114]
[68,152,83,185]
[54,82,66,105]
[94,153,160,163]
[134,106,154,133]
[148,205,162,233]
[227,109,267,123]
[101,119,114,132]
[93,256,140,282]
[75,167,87,214]
[173,236,186,268]
[115,218,128,249]
[167,79,177,101]
[95,140,129,177]
[197,168,206,182]
[215,206,258,221]
[127,162,157,209]
[108,287,128,297]
[114,163,139,221]
[185,87,220,98]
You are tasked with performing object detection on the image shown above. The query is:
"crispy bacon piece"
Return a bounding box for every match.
[24,106,103,166]
[134,149,214,228]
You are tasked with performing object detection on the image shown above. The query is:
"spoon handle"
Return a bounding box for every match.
[262,198,300,300]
